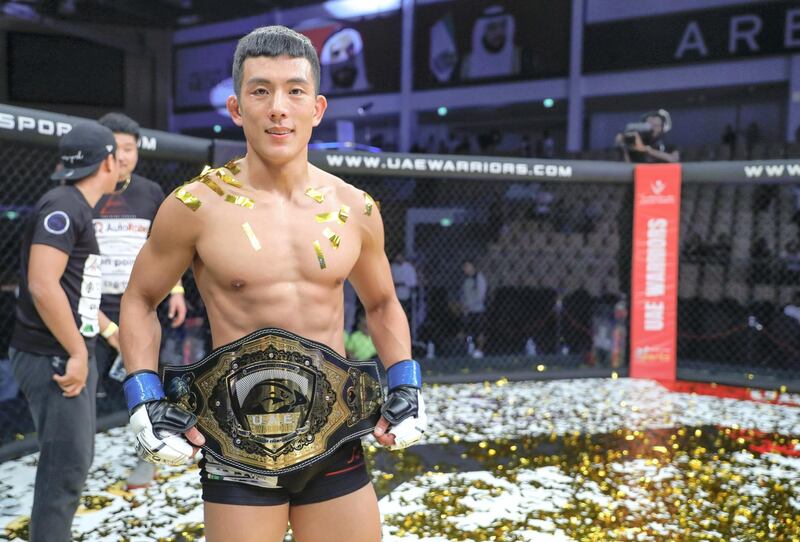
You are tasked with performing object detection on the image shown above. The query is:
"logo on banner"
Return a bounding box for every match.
[651,179,665,195]
[639,178,676,206]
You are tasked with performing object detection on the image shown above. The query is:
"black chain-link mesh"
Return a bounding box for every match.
[677,182,800,389]
[4,137,799,447]
[0,140,206,445]
[345,175,632,380]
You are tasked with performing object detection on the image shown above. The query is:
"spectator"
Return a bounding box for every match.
[683,231,706,263]
[579,199,602,237]
[453,135,471,154]
[391,252,418,325]
[748,236,773,284]
[519,134,532,157]
[753,182,777,213]
[95,112,187,489]
[615,110,679,163]
[780,240,800,283]
[722,124,737,157]
[711,233,732,263]
[537,129,555,159]
[783,291,800,325]
[745,121,761,158]
[344,311,378,361]
[791,185,800,226]
[460,260,488,357]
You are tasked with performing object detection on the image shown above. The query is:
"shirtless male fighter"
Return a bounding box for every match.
[119,26,427,542]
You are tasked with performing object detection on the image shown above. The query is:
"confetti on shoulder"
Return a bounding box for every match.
[224,194,255,209]
[174,187,201,211]
[305,187,325,204]
[364,192,377,216]
[216,169,242,188]
[199,175,224,196]
[224,158,242,175]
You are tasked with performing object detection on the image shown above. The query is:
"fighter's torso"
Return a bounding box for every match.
[187,166,365,355]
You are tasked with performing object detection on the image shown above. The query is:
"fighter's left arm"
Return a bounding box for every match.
[349,199,427,450]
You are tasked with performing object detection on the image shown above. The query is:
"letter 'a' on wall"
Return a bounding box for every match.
[629,164,682,381]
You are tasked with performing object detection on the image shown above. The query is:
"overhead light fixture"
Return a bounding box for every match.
[543,98,554,108]
[437,106,448,117]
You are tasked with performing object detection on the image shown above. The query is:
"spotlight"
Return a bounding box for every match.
[543,98,554,108]
[437,106,448,117]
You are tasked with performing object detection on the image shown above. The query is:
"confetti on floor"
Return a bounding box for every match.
[1,378,797,541]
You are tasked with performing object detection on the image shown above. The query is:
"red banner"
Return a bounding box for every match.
[629,164,681,381]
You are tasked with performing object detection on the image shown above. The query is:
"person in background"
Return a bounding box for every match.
[94,112,188,489]
[10,123,119,542]
[391,252,418,326]
[345,310,378,361]
[460,260,488,358]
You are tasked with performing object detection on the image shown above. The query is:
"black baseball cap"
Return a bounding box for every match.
[51,122,117,182]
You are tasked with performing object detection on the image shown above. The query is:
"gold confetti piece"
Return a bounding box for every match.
[105,481,134,499]
[305,187,325,203]
[216,169,242,188]
[338,204,350,223]
[224,158,241,175]
[315,211,337,223]
[199,175,224,196]
[77,494,113,514]
[364,192,375,215]
[241,222,261,251]
[313,240,326,269]
[315,205,350,224]
[323,227,341,249]
[224,194,255,209]
[174,187,201,211]
[187,165,213,184]
[4,516,29,539]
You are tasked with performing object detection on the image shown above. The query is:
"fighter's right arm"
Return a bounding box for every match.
[119,187,206,463]
[120,189,202,374]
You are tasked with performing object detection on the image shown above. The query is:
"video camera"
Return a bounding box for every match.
[623,109,672,147]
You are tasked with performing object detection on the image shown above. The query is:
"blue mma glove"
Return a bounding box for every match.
[123,370,197,466]
[381,360,427,450]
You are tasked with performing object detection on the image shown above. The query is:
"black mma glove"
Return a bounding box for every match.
[123,370,198,466]
[381,360,427,450]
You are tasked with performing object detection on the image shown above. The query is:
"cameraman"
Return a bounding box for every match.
[615,110,680,163]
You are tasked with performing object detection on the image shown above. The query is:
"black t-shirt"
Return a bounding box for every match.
[628,139,677,164]
[11,185,102,356]
[93,174,165,315]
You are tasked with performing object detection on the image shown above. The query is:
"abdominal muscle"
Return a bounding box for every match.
[194,266,347,357]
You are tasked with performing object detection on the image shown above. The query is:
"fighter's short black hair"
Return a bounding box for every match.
[232,25,320,97]
[97,112,140,141]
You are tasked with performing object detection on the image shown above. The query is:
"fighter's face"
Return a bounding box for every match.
[482,18,508,53]
[228,56,327,164]
[113,133,138,181]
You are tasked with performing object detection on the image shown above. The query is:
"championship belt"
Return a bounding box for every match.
[161,327,384,476]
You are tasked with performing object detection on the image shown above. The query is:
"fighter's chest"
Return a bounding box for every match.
[196,201,360,283]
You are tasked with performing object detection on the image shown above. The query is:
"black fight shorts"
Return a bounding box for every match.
[200,441,370,506]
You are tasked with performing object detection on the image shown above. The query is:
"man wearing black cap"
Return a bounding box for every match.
[9,121,119,542]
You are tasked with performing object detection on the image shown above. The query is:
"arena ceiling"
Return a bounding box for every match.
[1,0,322,27]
